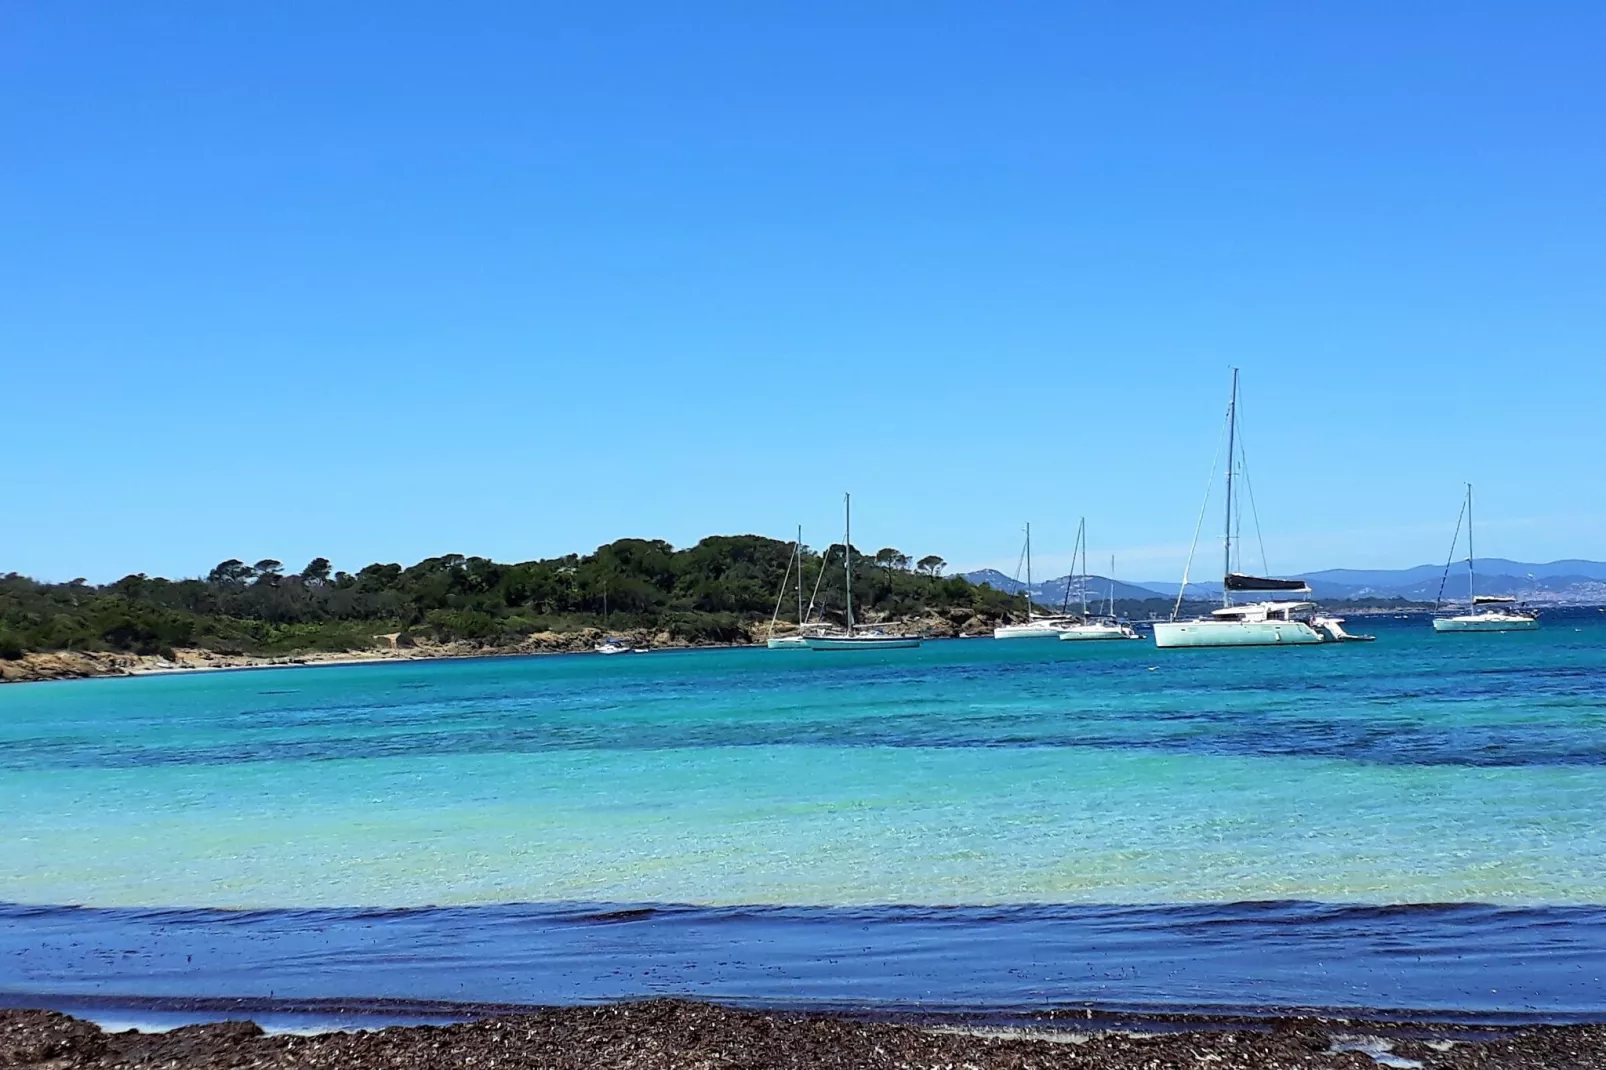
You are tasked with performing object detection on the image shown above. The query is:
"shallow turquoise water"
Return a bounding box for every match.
[4,614,1605,910]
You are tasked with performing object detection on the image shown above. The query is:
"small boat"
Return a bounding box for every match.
[1153,369,1371,649]
[993,522,1076,639]
[593,579,642,654]
[766,525,823,649]
[1058,533,1140,641]
[1059,620,1140,641]
[805,493,923,651]
[1431,484,1539,633]
[804,631,923,650]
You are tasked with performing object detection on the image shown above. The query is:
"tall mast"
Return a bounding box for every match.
[1223,368,1239,608]
[1025,522,1033,621]
[1466,483,1475,606]
[1109,555,1116,618]
[844,493,854,634]
[796,524,805,624]
[1078,518,1088,617]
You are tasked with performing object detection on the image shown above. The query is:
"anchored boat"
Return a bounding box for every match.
[1152,369,1371,649]
[1431,484,1539,633]
[766,525,824,649]
[805,493,922,650]
[993,522,1077,639]
[1058,532,1140,641]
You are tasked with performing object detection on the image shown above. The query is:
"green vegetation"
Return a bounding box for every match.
[0,536,1023,659]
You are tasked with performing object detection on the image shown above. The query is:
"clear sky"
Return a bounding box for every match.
[4,3,1603,583]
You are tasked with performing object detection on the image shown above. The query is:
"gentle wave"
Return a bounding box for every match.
[4,900,1606,1025]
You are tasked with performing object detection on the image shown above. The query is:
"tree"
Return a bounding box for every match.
[917,555,946,577]
[208,559,253,585]
[300,558,333,585]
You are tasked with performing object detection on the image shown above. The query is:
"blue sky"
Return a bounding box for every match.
[4,3,1603,583]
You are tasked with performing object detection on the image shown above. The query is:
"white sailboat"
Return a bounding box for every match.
[593,578,641,654]
[804,494,922,650]
[1060,548,1140,641]
[1153,369,1369,649]
[766,525,818,649]
[994,522,1076,639]
[1431,484,1539,633]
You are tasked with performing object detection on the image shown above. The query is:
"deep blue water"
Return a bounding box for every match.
[3,610,1605,1026]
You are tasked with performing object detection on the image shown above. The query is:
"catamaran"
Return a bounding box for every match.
[1153,369,1369,649]
[765,525,819,649]
[1431,484,1539,633]
[805,493,922,650]
[993,522,1077,639]
[1060,545,1140,641]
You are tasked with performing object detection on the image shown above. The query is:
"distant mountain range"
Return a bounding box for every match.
[959,569,1173,606]
[964,559,1606,606]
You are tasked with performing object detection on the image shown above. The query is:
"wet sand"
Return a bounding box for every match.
[3,1000,1603,1069]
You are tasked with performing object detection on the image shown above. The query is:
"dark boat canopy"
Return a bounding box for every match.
[1473,595,1518,604]
[1224,572,1311,592]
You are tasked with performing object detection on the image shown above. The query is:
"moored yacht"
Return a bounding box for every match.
[766,525,822,649]
[805,493,923,650]
[1431,484,1539,633]
[993,522,1075,639]
[1058,536,1140,641]
[1155,594,1363,648]
[1152,369,1371,650]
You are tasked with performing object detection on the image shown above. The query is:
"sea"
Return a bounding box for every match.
[3,610,1605,1031]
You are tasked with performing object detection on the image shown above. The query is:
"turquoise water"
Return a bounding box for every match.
[5,614,1605,910]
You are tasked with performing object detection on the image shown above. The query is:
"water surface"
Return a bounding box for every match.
[3,612,1604,1021]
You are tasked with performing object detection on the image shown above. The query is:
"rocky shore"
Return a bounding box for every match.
[2,1001,1602,1069]
[0,608,1009,684]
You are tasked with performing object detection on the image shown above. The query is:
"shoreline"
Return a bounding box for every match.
[2,999,1600,1068]
[0,633,750,685]
[0,609,1005,685]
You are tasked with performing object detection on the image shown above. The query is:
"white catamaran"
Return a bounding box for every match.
[993,522,1077,639]
[804,493,922,650]
[1153,369,1369,649]
[1431,484,1539,633]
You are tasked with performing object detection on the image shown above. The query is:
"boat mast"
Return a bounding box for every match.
[796,524,805,625]
[1466,483,1475,607]
[844,492,854,634]
[1025,522,1033,622]
[1108,555,1116,618]
[1223,368,1239,608]
[1078,518,1089,618]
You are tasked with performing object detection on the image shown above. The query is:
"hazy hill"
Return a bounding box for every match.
[960,569,1169,605]
[1138,559,1606,605]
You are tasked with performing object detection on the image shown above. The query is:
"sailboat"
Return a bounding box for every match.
[1060,542,1140,641]
[804,494,923,650]
[593,578,639,654]
[1153,370,1370,649]
[1431,484,1539,633]
[993,522,1077,639]
[766,526,817,649]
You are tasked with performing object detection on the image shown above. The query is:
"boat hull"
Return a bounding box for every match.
[1153,619,1325,648]
[1059,623,1140,641]
[1432,615,1539,633]
[766,636,810,649]
[805,635,923,650]
[993,622,1072,640]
